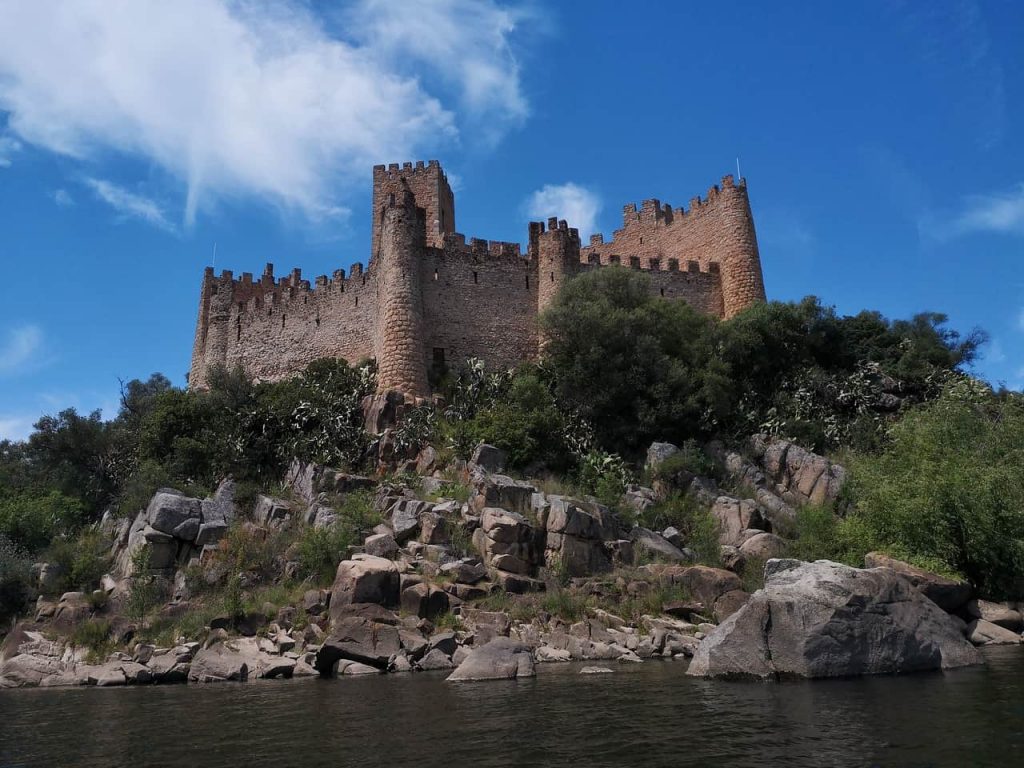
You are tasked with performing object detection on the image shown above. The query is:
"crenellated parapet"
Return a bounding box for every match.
[189,161,766,391]
[581,174,763,318]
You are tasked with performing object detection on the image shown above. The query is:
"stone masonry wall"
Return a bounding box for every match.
[580,175,764,318]
[188,162,766,393]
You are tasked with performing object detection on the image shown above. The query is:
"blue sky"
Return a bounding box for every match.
[1,0,1023,440]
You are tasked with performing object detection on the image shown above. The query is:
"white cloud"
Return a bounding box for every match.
[344,0,529,143]
[0,0,527,225]
[85,178,175,232]
[525,183,601,238]
[0,414,36,442]
[53,188,74,207]
[0,134,20,167]
[0,324,43,376]
[923,183,1024,241]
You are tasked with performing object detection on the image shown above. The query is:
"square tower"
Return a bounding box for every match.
[371,160,455,257]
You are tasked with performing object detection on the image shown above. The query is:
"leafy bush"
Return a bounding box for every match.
[44,529,111,594]
[846,381,1024,597]
[576,449,633,508]
[639,494,721,566]
[294,491,381,583]
[0,491,86,552]
[0,535,33,625]
[125,547,162,624]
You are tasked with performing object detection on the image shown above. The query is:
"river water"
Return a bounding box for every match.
[1,648,1022,768]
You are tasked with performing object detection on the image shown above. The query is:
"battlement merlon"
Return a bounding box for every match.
[372,160,455,255]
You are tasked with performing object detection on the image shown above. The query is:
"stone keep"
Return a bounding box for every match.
[189,160,767,396]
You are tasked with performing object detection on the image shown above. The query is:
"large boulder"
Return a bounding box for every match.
[470,443,508,474]
[966,599,1023,632]
[478,507,543,576]
[446,637,535,682]
[966,619,1022,646]
[146,490,202,536]
[678,565,743,608]
[188,643,250,683]
[315,613,402,673]
[687,559,982,679]
[864,552,972,613]
[329,555,400,620]
[631,527,692,564]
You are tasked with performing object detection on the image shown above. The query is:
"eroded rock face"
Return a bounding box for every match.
[863,552,972,613]
[687,559,982,679]
[446,637,535,682]
[329,555,400,620]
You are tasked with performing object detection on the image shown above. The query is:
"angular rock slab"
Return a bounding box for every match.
[446,637,535,682]
[687,559,982,679]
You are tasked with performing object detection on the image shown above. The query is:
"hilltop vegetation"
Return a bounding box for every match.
[2,266,1021,628]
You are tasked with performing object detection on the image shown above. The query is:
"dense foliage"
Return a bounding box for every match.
[0,358,374,553]
[541,268,983,455]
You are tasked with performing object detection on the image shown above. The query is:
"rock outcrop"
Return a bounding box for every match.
[687,559,982,679]
[446,637,535,682]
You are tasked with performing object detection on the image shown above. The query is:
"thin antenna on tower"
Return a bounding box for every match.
[736,157,742,181]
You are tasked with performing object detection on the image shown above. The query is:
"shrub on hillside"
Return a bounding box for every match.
[846,380,1024,598]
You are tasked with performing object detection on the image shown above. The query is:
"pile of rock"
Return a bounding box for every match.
[112,481,236,578]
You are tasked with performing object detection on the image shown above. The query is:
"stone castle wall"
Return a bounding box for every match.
[189,162,766,395]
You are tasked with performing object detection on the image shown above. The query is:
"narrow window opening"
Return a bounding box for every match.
[550,271,554,282]
[355,296,359,308]
[660,287,665,297]
[525,274,530,290]
[281,314,286,329]
[639,237,643,245]
[433,269,438,281]
[473,271,478,284]
[315,315,321,328]
[236,318,241,341]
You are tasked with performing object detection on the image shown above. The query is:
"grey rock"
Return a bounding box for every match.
[146,491,202,536]
[966,619,1022,646]
[645,442,680,472]
[687,559,982,679]
[329,554,400,619]
[470,443,508,474]
[631,527,692,564]
[188,643,249,682]
[446,637,535,682]
[364,533,399,559]
[966,599,1023,631]
[864,552,972,613]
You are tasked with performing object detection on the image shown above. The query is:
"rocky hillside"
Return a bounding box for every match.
[3,434,1019,689]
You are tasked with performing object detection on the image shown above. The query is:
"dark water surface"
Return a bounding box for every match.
[2,648,1023,768]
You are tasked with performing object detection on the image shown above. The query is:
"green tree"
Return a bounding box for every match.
[540,267,726,454]
[847,380,1024,597]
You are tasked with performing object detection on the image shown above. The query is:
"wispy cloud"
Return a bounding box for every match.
[53,188,74,207]
[524,182,601,238]
[84,178,175,232]
[0,413,36,442]
[0,0,529,226]
[0,134,20,167]
[1017,308,1024,332]
[922,183,1024,241]
[0,324,44,376]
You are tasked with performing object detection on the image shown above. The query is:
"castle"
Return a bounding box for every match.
[189,161,766,397]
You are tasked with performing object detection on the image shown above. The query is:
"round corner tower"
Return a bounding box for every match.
[374,190,430,397]
[716,176,766,319]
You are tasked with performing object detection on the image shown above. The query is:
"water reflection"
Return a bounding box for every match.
[0,649,1021,768]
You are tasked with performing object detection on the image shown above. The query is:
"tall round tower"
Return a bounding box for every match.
[374,190,429,397]
[717,176,766,319]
